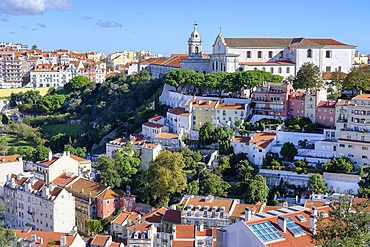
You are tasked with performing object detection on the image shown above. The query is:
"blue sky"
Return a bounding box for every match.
[0,0,369,56]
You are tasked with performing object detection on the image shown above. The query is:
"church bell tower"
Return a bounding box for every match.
[188,23,202,57]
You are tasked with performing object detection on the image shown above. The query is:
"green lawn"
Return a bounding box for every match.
[0,135,35,153]
[41,124,83,139]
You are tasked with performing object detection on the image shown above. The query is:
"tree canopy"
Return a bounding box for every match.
[32,145,50,162]
[280,142,297,161]
[324,157,354,174]
[143,149,187,206]
[342,66,370,95]
[308,173,327,193]
[245,175,269,204]
[64,76,90,90]
[293,62,323,91]
[199,170,231,197]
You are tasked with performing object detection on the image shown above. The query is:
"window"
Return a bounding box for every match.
[278,67,282,73]
[199,115,202,119]
[247,51,251,58]
[338,66,341,72]
[348,145,354,149]
[270,67,274,73]
[199,121,202,126]
[307,49,312,58]
[268,51,273,58]
[326,66,331,72]
[362,156,368,159]
[326,50,331,58]
[362,147,368,150]
[258,51,262,58]
[286,67,290,73]
[279,51,283,58]
[262,67,265,71]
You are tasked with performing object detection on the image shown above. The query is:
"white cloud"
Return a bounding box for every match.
[95,20,122,28]
[36,23,46,28]
[0,0,73,16]
[81,16,92,20]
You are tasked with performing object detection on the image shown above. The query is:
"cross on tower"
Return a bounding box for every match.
[193,21,198,28]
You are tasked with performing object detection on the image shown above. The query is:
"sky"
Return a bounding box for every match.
[0,0,369,56]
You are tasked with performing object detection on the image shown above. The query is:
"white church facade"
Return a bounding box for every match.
[180,26,356,78]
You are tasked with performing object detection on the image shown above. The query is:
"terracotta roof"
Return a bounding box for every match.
[141,142,159,149]
[142,122,164,128]
[50,187,63,198]
[0,155,21,164]
[246,206,332,247]
[13,229,77,246]
[172,241,195,247]
[261,206,283,213]
[239,61,295,65]
[289,91,306,100]
[249,132,276,149]
[304,200,326,208]
[175,225,195,239]
[231,203,263,218]
[38,157,59,166]
[183,197,235,213]
[91,235,110,246]
[51,173,78,188]
[322,72,347,80]
[301,190,314,196]
[67,177,107,197]
[127,223,153,237]
[185,98,219,108]
[109,134,146,146]
[96,187,126,200]
[154,132,178,139]
[316,101,336,108]
[148,114,164,122]
[231,136,251,144]
[112,211,139,224]
[139,208,167,223]
[15,177,28,186]
[336,99,351,106]
[162,209,181,224]
[168,107,191,116]
[216,103,245,110]
[69,154,87,162]
[352,94,370,101]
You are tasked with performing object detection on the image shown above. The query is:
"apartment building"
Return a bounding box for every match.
[91,234,124,247]
[0,155,23,185]
[153,132,181,149]
[31,151,79,183]
[106,134,146,158]
[110,211,140,238]
[304,89,327,123]
[172,224,217,247]
[185,98,218,130]
[3,174,75,232]
[215,102,248,127]
[126,223,157,247]
[140,142,161,171]
[0,54,24,88]
[180,195,240,229]
[315,101,336,127]
[14,227,85,247]
[166,107,192,134]
[52,174,136,235]
[252,82,293,119]
[288,91,306,118]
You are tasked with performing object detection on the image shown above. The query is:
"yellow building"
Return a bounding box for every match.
[216,103,248,127]
[185,98,219,130]
[122,50,134,60]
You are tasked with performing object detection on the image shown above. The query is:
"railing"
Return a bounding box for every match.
[254,107,284,111]
[337,118,348,123]
[252,99,284,104]
[162,239,168,243]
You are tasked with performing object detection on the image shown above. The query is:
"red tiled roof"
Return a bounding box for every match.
[183,197,234,213]
[175,225,195,239]
[142,122,164,128]
[172,241,195,247]
[139,208,167,223]
[162,209,181,224]
[70,154,87,162]
[231,136,251,144]
[91,235,111,246]
[148,114,164,122]
[112,211,139,224]
[0,155,21,164]
[167,107,191,116]
[231,203,263,217]
[185,98,218,108]
[51,173,78,188]
[322,72,347,80]
[316,101,336,108]
[13,229,77,246]
[250,132,276,149]
[38,157,59,166]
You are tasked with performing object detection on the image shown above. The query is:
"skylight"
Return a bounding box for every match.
[249,221,285,243]
[286,217,306,237]
[319,210,329,218]
[295,214,307,222]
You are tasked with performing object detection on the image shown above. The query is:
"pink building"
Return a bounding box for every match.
[288,91,306,118]
[252,82,293,118]
[315,101,336,127]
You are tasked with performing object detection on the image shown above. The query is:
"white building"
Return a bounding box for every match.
[166,107,192,134]
[0,155,23,185]
[4,174,76,232]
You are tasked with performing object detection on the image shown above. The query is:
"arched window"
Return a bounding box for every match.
[326,50,331,58]
[212,62,215,71]
[269,51,273,58]
[307,49,312,58]
[270,67,274,73]
[258,51,262,58]
[216,61,218,71]
[254,67,257,70]
[278,67,282,73]
[195,47,199,54]
[279,51,283,58]
[262,67,266,71]
[286,67,290,73]
[220,63,223,71]
[247,51,251,58]
[224,65,226,71]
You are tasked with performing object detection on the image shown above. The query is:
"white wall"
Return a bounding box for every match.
[276,131,323,145]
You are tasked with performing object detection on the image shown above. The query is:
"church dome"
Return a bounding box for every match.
[190,26,201,41]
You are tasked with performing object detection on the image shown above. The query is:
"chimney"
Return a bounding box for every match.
[38,237,43,245]
[312,206,318,216]
[30,177,37,186]
[10,177,15,186]
[245,207,252,222]
[63,151,67,157]
[199,222,204,232]
[60,235,67,246]
[48,150,52,161]
[278,216,287,233]
[137,214,141,220]
[30,234,37,243]
[81,188,84,193]
[26,181,32,192]
[66,151,70,156]
[172,225,176,239]
[309,214,317,234]
[42,186,50,198]
[18,156,22,161]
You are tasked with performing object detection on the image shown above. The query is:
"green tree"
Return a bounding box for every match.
[64,76,90,91]
[234,119,242,127]
[199,170,231,197]
[143,149,187,206]
[199,121,215,145]
[235,159,255,180]
[217,157,231,174]
[163,69,196,92]
[0,203,18,246]
[31,44,37,50]
[280,142,297,162]
[186,180,199,195]
[7,146,15,155]
[293,62,323,91]
[245,175,269,204]
[342,66,370,96]
[32,145,50,162]
[87,219,103,235]
[25,147,34,161]
[64,145,87,158]
[213,127,236,154]
[308,173,327,193]
[16,147,23,156]
[310,196,370,246]
[23,90,42,104]
[298,139,308,149]
[326,68,344,99]
[203,72,229,96]
[0,139,8,154]
[324,157,354,174]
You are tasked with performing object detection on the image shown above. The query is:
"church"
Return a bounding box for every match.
[180,25,356,77]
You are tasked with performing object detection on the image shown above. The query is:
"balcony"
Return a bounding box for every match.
[254,107,284,112]
[252,99,284,104]
[337,118,348,123]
